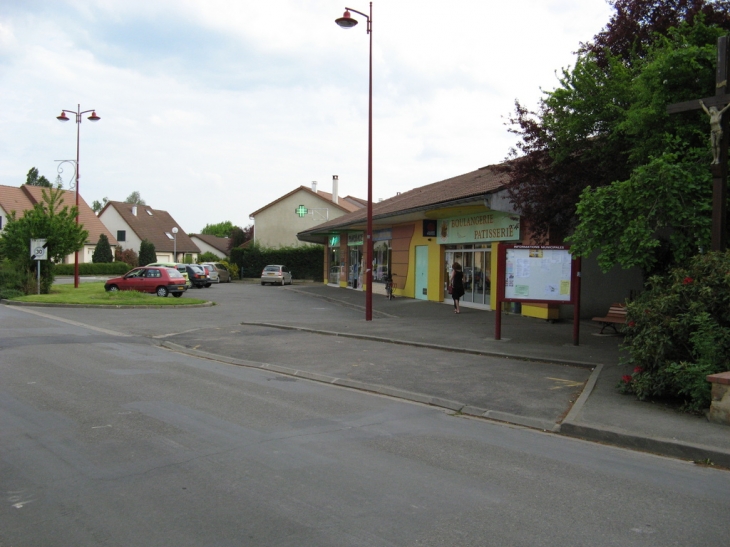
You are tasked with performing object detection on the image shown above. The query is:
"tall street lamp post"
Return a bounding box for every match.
[172,227,178,262]
[56,105,100,288]
[336,3,374,321]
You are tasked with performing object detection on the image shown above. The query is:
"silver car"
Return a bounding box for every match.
[260,264,292,285]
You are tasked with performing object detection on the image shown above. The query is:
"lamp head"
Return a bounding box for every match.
[172,227,178,234]
[56,111,70,122]
[335,10,358,28]
[87,111,100,122]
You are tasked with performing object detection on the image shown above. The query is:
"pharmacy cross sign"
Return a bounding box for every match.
[667,35,730,251]
[295,205,308,218]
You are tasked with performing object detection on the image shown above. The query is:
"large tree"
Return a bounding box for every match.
[228,224,253,252]
[124,191,146,205]
[0,187,87,293]
[503,0,730,274]
[25,167,52,188]
[201,221,234,238]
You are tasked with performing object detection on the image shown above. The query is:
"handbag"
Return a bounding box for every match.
[447,285,453,295]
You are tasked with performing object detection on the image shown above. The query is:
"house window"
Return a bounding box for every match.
[117,230,126,242]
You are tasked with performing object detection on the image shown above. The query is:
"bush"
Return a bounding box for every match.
[230,243,323,281]
[139,239,156,266]
[92,234,114,263]
[0,259,26,297]
[53,262,131,276]
[619,251,730,412]
[197,251,222,263]
[115,247,139,268]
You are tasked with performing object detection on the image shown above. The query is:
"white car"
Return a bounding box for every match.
[260,264,292,285]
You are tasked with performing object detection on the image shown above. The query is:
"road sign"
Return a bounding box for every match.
[30,239,48,261]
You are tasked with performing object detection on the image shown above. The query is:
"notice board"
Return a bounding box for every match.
[502,245,575,303]
[496,244,581,344]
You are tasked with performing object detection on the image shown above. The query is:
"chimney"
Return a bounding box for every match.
[332,175,339,204]
[311,181,317,193]
[132,205,137,216]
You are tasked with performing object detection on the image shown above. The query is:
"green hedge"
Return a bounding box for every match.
[53,262,132,276]
[230,244,324,281]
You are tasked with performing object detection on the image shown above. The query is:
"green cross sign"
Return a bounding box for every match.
[295,205,308,217]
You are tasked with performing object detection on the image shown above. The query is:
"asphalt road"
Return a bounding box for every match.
[1,285,729,546]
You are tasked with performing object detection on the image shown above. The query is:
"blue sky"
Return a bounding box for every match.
[0,0,614,233]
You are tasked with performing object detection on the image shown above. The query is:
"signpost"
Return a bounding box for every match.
[495,244,582,345]
[30,238,48,295]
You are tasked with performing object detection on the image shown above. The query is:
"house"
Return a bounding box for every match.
[249,178,364,248]
[98,201,200,263]
[0,184,118,263]
[189,234,230,259]
[297,164,643,320]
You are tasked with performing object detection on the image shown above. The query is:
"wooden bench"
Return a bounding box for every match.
[592,303,627,334]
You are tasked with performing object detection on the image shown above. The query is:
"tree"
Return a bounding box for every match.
[228,224,253,252]
[92,233,114,263]
[138,239,156,266]
[124,191,146,205]
[26,167,52,188]
[201,221,234,238]
[504,2,730,273]
[92,197,108,214]
[0,187,88,293]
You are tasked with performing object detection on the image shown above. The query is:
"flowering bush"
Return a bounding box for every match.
[619,251,730,412]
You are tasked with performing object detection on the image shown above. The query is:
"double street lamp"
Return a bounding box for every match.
[56,105,101,288]
[336,3,374,321]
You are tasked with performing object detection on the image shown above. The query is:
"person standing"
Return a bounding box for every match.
[450,262,465,314]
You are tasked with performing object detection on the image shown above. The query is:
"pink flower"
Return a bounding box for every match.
[633,366,643,374]
[622,375,632,384]
[628,321,636,328]
[682,277,693,285]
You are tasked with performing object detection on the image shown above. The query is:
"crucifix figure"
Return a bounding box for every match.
[699,99,730,164]
[667,35,730,251]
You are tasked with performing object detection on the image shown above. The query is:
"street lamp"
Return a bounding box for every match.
[336,3,374,321]
[172,227,178,262]
[56,105,101,288]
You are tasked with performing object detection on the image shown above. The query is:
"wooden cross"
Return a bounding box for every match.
[667,35,729,252]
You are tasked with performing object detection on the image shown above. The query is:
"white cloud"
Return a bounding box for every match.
[0,0,613,233]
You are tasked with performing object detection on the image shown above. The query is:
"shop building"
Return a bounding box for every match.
[297,163,644,319]
[297,164,527,312]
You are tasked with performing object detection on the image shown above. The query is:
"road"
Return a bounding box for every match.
[1,284,728,546]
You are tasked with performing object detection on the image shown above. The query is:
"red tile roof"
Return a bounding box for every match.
[249,186,364,217]
[0,185,117,245]
[100,201,199,253]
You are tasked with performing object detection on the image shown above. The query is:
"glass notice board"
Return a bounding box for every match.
[503,246,574,303]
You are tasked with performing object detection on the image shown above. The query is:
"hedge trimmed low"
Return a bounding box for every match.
[53,262,132,276]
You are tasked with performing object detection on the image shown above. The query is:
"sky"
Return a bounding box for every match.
[0,0,615,234]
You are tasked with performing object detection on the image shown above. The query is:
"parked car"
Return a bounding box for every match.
[202,262,231,283]
[104,267,188,297]
[261,264,292,285]
[147,262,191,287]
[184,264,211,288]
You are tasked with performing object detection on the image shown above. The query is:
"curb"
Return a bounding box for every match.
[161,340,730,466]
[240,321,600,369]
[160,341,560,432]
[2,299,214,309]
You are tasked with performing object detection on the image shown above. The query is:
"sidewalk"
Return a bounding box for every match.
[241,284,730,467]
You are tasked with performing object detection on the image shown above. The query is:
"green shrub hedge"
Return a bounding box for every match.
[230,244,324,281]
[619,251,730,412]
[53,262,132,276]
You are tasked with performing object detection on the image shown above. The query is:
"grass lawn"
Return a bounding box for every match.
[11,282,209,306]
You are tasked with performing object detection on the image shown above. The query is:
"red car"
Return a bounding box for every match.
[104,267,188,297]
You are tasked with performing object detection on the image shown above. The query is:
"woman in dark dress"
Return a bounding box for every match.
[450,262,465,314]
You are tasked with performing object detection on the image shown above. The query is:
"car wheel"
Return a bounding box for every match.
[106,284,119,292]
[261,281,265,285]
[156,286,169,297]
[281,278,285,286]
[205,283,211,288]
[172,292,183,298]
